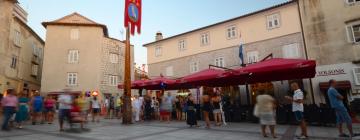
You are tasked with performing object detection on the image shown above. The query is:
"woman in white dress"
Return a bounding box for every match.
[254,93,277,138]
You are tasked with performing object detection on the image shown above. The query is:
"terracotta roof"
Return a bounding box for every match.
[143,0,295,47]
[42,12,109,37]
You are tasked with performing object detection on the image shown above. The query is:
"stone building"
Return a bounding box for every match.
[41,13,133,96]
[0,0,44,95]
[298,0,360,104]
[144,1,313,104]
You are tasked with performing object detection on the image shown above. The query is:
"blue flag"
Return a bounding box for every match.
[239,43,244,65]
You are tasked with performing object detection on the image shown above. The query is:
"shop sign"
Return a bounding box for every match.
[317,68,346,76]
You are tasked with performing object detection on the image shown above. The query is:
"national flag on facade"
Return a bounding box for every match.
[239,42,244,65]
[124,0,142,35]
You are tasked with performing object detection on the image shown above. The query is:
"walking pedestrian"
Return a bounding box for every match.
[115,96,123,119]
[186,93,198,127]
[144,95,152,121]
[202,93,211,128]
[44,95,56,124]
[108,96,115,119]
[160,92,173,123]
[327,79,358,138]
[30,92,43,125]
[254,92,277,138]
[75,94,90,122]
[15,92,29,129]
[152,97,160,120]
[91,96,101,123]
[175,96,182,121]
[285,82,308,139]
[132,95,142,122]
[58,93,72,131]
[1,89,18,131]
[212,92,222,126]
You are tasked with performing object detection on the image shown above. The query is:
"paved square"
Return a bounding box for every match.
[1,119,359,140]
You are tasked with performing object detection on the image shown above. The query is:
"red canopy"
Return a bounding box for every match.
[231,58,316,84]
[175,69,227,88]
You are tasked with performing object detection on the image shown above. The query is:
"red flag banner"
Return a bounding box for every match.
[124,0,142,35]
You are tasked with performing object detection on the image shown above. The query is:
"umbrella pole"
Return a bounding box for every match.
[245,84,251,105]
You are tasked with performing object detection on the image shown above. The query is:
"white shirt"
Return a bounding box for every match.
[91,99,100,109]
[133,99,141,109]
[58,94,72,109]
[292,89,304,112]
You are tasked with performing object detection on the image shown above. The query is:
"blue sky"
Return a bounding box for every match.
[18,0,288,65]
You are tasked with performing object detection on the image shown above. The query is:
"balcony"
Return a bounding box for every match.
[31,55,40,65]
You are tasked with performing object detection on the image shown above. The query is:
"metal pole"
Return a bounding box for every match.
[122,27,132,124]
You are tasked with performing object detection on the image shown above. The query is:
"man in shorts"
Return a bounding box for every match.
[58,93,72,131]
[285,82,308,139]
[327,79,357,138]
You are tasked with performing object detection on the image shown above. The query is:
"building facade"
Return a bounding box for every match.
[144,1,313,104]
[0,0,44,95]
[298,0,360,104]
[41,13,133,96]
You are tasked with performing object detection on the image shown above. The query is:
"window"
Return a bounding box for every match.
[267,13,281,29]
[70,29,79,40]
[32,43,39,56]
[31,65,39,76]
[155,46,162,57]
[215,57,225,67]
[282,43,300,58]
[346,23,360,43]
[201,33,210,45]
[226,26,237,39]
[68,50,79,63]
[190,62,199,73]
[165,66,174,76]
[354,68,360,85]
[14,30,21,46]
[67,73,78,86]
[109,53,119,63]
[347,0,360,4]
[10,55,17,69]
[109,75,118,86]
[247,51,259,64]
[178,40,186,51]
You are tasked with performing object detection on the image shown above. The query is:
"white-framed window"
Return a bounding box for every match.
[282,43,301,58]
[214,57,225,67]
[190,61,199,73]
[68,50,79,63]
[226,25,237,39]
[346,0,360,5]
[346,23,360,43]
[14,30,21,46]
[67,73,78,86]
[109,75,118,86]
[109,53,119,63]
[178,40,186,51]
[200,33,210,46]
[155,46,162,57]
[247,51,259,64]
[32,43,39,56]
[267,13,281,30]
[354,68,360,85]
[165,66,174,76]
[10,55,17,69]
[31,64,39,76]
[70,29,79,40]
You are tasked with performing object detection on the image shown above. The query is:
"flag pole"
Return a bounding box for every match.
[122,27,132,124]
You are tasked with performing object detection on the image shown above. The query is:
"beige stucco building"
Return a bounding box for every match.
[144,1,314,104]
[41,13,133,96]
[0,0,44,95]
[298,0,360,104]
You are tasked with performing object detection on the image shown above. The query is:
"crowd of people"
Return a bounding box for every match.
[1,80,358,139]
[0,91,124,132]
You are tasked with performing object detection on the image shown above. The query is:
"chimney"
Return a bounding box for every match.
[155,31,163,41]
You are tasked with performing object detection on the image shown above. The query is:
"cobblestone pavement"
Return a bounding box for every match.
[0,119,359,140]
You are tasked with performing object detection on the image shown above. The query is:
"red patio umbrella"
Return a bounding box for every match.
[231,58,316,84]
[175,68,229,88]
[141,76,176,90]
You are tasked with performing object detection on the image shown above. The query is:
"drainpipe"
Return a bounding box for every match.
[297,0,316,104]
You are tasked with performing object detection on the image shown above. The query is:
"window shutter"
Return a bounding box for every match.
[346,25,355,43]
[354,68,360,85]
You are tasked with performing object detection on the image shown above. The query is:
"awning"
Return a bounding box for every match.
[231,58,316,84]
[319,81,351,91]
[175,69,226,88]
